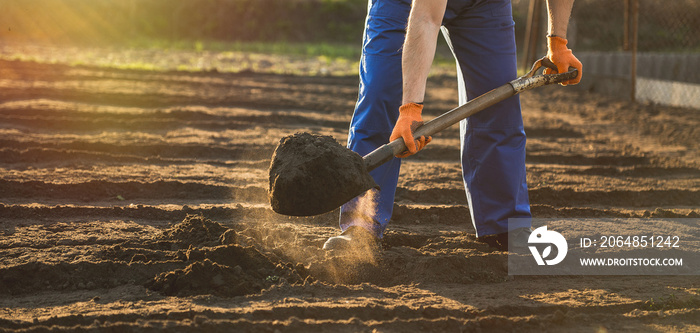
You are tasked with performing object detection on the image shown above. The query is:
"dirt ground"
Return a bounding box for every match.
[0,55,698,332]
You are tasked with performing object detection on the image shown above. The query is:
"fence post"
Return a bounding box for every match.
[630,0,639,102]
[623,0,630,51]
[522,0,543,71]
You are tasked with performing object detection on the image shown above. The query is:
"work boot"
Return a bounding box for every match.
[477,227,532,253]
[322,226,381,254]
[507,227,533,254]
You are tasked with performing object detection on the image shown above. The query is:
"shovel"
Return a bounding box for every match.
[269,58,578,216]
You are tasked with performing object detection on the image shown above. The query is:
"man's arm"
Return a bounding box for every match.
[388,0,446,157]
[401,0,448,105]
[545,0,582,85]
[546,0,575,38]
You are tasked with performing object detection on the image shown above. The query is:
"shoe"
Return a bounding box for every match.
[507,227,532,254]
[477,227,532,253]
[322,226,381,254]
[477,232,507,251]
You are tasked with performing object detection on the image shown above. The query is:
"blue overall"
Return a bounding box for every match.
[340,0,531,238]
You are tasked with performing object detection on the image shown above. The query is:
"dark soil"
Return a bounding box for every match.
[159,214,230,247]
[0,56,698,332]
[268,132,377,216]
[147,215,307,297]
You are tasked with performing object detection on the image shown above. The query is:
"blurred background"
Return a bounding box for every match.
[1,0,698,108]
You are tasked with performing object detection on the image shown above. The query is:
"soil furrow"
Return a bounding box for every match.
[526,153,650,166]
[528,188,700,208]
[405,146,652,167]
[0,111,349,132]
[2,201,696,229]
[0,204,329,225]
[0,261,184,295]
[565,165,700,178]
[395,186,700,207]
[0,139,275,161]
[2,309,688,333]
[0,82,356,113]
[0,180,267,202]
[6,178,696,210]
[0,147,269,168]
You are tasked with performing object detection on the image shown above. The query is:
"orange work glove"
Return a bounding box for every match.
[545,36,583,86]
[389,103,432,158]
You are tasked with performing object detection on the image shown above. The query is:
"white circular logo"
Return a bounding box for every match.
[528,226,568,265]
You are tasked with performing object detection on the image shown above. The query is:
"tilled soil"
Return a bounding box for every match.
[0,58,698,332]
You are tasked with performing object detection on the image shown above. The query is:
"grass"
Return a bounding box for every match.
[128,38,362,61]
[129,38,458,65]
[0,38,457,76]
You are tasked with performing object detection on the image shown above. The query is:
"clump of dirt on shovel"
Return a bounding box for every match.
[269,132,377,216]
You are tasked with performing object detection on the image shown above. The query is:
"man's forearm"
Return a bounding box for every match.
[545,0,582,85]
[546,0,575,38]
[401,0,448,105]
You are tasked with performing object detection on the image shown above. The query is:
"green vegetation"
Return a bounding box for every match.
[2,0,697,54]
[1,39,457,77]
[0,0,464,75]
[0,0,368,45]
[129,39,362,60]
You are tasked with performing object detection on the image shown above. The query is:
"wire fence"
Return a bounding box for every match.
[517,0,700,109]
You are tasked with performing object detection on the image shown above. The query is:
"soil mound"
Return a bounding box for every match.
[148,258,263,297]
[149,245,306,297]
[149,217,306,297]
[160,214,229,247]
[268,132,377,216]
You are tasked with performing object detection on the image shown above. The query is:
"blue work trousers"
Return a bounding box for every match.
[340,0,531,238]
